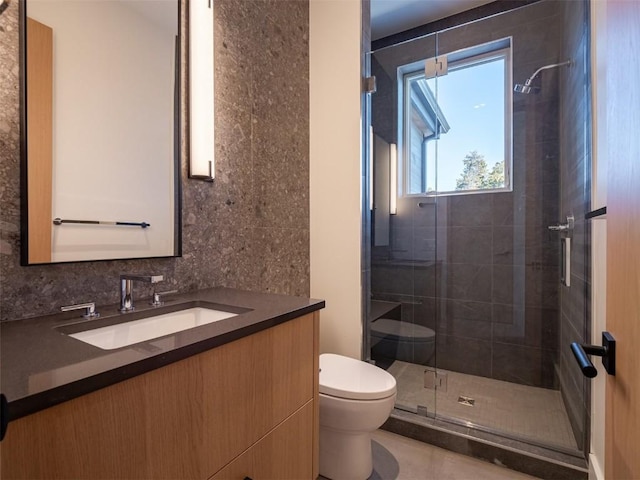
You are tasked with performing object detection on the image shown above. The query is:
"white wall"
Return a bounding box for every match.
[29,1,176,261]
[310,0,363,359]
[589,2,607,479]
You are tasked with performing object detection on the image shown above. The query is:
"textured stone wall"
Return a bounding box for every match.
[0,0,309,322]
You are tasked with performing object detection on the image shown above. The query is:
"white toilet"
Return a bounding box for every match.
[319,353,397,480]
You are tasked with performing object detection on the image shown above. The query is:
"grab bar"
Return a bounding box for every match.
[53,218,150,228]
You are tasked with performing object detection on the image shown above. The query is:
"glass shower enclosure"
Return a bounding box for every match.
[366,0,591,460]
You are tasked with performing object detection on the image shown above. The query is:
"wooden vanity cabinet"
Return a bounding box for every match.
[209,401,314,480]
[0,312,320,480]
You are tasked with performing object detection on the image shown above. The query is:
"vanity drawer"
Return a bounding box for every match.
[209,400,314,480]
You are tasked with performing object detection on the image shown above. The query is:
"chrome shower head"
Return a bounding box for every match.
[513,81,540,94]
[514,60,572,94]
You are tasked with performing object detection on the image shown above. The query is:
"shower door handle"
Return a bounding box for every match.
[548,214,575,232]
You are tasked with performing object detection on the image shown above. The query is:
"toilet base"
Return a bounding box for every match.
[319,427,373,480]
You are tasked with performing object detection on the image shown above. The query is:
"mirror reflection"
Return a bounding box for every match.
[22,0,181,265]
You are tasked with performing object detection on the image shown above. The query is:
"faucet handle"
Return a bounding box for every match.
[150,289,178,307]
[61,302,100,319]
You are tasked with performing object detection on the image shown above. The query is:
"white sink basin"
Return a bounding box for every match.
[68,307,238,350]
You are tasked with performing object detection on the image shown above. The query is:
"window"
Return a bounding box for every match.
[399,39,512,196]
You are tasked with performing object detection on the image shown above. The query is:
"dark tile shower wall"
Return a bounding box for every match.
[371,1,566,388]
[0,0,310,322]
[557,1,591,451]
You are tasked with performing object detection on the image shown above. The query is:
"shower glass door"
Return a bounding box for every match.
[369,0,591,458]
[369,32,438,416]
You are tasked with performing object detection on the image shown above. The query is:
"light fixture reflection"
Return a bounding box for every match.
[189,0,214,182]
[369,126,374,211]
[389,143,397,215]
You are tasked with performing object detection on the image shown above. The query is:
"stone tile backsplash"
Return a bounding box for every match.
[0,0,310,322]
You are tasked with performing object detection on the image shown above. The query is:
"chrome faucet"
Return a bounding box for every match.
[119,274,163,312]
[61,302,100,319]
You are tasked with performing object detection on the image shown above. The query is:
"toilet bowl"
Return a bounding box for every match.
[371,318,435,365]
[319,353,396,480]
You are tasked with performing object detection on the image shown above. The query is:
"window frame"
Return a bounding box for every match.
[398,39,513,197]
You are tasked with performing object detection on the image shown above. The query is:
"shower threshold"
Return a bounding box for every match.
[395,402,584,459]
[383,408,589,480]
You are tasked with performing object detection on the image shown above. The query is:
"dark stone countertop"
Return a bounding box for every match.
[1,287,324,423]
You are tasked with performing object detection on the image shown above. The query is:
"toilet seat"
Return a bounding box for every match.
[371,318,435,341]
[319,353,396,401]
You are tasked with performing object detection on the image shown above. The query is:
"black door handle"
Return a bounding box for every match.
[571,331,616,378]
[1,394,8,441]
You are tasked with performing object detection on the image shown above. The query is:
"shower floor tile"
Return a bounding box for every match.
[387,360,578,450]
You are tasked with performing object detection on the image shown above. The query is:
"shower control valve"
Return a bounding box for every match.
[548,214,575,232]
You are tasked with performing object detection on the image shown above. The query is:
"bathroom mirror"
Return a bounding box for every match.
[20,0,182,265]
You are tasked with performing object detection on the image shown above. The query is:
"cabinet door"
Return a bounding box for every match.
[251,313,315,438]
[210,400,314,480]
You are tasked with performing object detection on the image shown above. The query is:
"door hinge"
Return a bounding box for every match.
[416,405,429,417]
[363,76,377,94]
[425,56,448,79]
[424,368,448,392]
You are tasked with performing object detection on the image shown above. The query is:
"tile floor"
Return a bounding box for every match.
[387,361,578,450]
[368,429,540,480]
